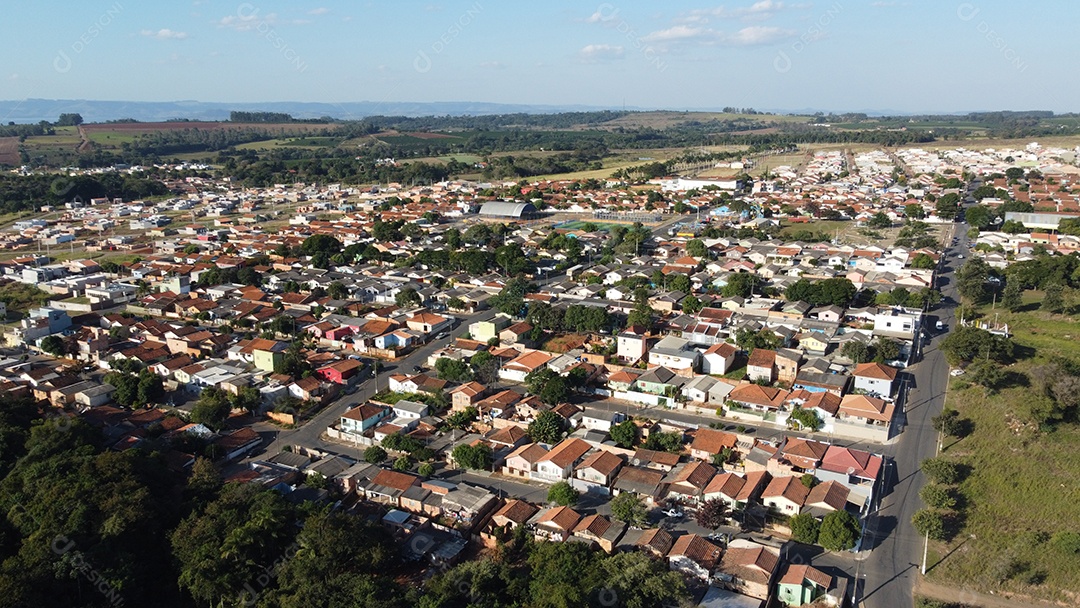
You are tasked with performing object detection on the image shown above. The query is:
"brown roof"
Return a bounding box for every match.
[536,505,581,532]
[839,394,894,422]
[487,425,529,446]
[728,383,788,408]
[690,428,737,455]
[215,427,260,451]
[805,480,850,511]
[780,437,830,466]
[671,461,717,489]
[803,391,842,416]
[540,438,592,468]
[633,448,681,468]
[493,499,538,525]
[780,564,833,589]
[450,381,486,397]
[507,442,549,464]
[704,472,746,499]
[342,403,388,422]
[573,513,613,538]
[635,527,674,556]
[735,470,771,501]
[820,446,883,481]
[762,475,811,506]
[718,544,779,585]
[371,469,419,492]
[853,361,898,381]
[747,348,776,368]
[576,450,624,477]
[669,534,722,570]
[504,350,553,372]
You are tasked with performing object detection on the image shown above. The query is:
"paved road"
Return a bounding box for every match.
[245,308,498,461]
[858,220,967,608]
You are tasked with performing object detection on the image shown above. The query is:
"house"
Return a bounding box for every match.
[492,499,539,530]
[666,461,717,503]
[572,514,626,553]
[838,394,895,428]
[851,362,898,398]
[612,466,667,504]
[681,375,719,404]
[503,443,548,478]
[340,404,391,434]
[406,311,452,336]
[363,469,420,506]
[534,438,592,482]
[702,342,737,375]
[727,383,788,414]
[714,539,780,600]
[634,366,680,396]
[499,350,553,383]
[777,564,836,607]
[775,348,801,385]
[703,472,746,510]
[616,330,648,362]
[648,335,700,371]
[762,475,811,515]
[746,349,777,384]
[689,428,738,462]
[73,383,116,408]
[873,308,920,340]
[803,480,851,518]
[214,428,262,461]
[449,381,487,412]
[818,446,883,503]
[468,315,510,343]
[580,407,626,433]
[499,321,534,346]
[668,534,722,580]
[316,358,363,385]
[531,505,581,542]
[573,450,625,494]
[633,527,675,559]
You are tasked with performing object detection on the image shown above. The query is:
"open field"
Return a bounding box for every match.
[927,295,1080,604]
[79,121,336,136]
[0,137,18,165]
[592,111,812,130]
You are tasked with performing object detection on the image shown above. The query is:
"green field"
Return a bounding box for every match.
[928,295,1080,604]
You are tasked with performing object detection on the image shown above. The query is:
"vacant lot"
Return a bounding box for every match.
[0,137,19,165]
[928,300,1080,604]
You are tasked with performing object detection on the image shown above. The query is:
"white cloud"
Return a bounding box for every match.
[578,44,624,62]
[727,25,790,45]
[584,7,617,24]
[679,0,810,24]
[142,28,189,40]
[644,23,792,46]
[643,25,708,43]
[308,7,330,15]
[218,12,275,31]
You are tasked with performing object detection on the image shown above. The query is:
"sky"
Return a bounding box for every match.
[1,0,1076,115]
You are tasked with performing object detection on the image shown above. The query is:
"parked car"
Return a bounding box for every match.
[664,508,684,518]
[950,368,965,376]
[412,366,424,373]
[435,332,448,340]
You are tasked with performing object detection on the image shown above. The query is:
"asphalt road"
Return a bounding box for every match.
[858,220,967,608]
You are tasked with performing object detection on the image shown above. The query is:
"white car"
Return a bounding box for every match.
[664,508,684,518]
[950,368,965,376]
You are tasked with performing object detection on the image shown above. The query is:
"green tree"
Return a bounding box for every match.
[912,508,947,541]
[935,193,961,220]
[395,287,422,308]
[364,445,387,464]
[538,376,570,405]
[609,419,638,449]
[967,360,1006,391]
[527,410,566,444]
[547,481,579,506]
[919,484,956,510]
[910,252,936,270]
[452,443,493,470]
[867,211,892,228]
[418,462,435,477]
[445,406,478,430]
[610,492,648,527]
[964,204,993,229]
[818,510,861,551]
[686,239,707,258]
[1000,280,1023,311]
[189,387,232,431]
[393,455,412,471]
[722,273,761,297]
[1042,283,1065,313]
[841,340,871,364]
[956,257,991,303]
[434,357,472,382]
[643,430,684,453]
[873,337,901,363]
[904,203,926,220]
[789,512,821,544]
[921,457,961,485]
[931,408,964,437]
[39,335,66,357]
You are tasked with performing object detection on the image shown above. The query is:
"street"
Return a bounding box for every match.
[858,220,966,608]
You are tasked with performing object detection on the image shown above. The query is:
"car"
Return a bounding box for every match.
[957,254,964,259]
[412,366,423,373]
[435,332,448,340]
[935,320,944,331]
[664,508,684,518]
[950,368,965,376]
[706,533,726,542]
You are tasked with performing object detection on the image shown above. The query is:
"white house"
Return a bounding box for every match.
[702,342,737,375]
[851,362,898,398]
[648,335,700,371]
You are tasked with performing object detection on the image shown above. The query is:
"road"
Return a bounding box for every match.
[245,308,498,461]
[858,219,967,608]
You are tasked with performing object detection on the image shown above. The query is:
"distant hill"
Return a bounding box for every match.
[0,98,642,124]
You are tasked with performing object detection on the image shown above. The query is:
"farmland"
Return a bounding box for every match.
[0,137,18,165]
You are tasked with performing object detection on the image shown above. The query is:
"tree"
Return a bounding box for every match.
[695,498,726,530]
[363,445,387,464]
[873,337,901,363]
[967,360,1006,391]
[910,253,936,270]
[789,407,822,431]
[418,462,435,477]
[931,408,963,437]
[446,406,478,430]
[1001,280,1023,311]
[956,257,991,303]
[547,481,579,506]
[528,410,565,444]
[818,510,861,551]
[904,203,926,220]
[919,484,956,510]
[686,239,707,258]
[912,508,947,541]
[867,211,892,228]
[921,457,961,485]
[610,419,638,449]
[941,326,1013,366]
[434,357,472,382]
[452,443,493,470]
[1043,283,1065,313]
[723,272,761,297]
[39,335,65,357]
[538,376,570,406]
[643,430,684,453]
[395,287,421,308]
[56,112,83,126]
[789,513,821,544]
[189,387,232,431]
[610,492,648,527]
[393,455,412,471]
[935,193,961,220]
[964,204,993,230]
[841,340,871,364]
[136,370,165,406]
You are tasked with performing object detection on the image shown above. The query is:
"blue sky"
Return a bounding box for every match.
[1,0,1075,114]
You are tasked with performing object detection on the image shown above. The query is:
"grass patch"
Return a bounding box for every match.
[927,304,1080,603]
[0,282,52,318]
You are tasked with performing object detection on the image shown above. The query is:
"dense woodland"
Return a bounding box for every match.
[0,395,688,608]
